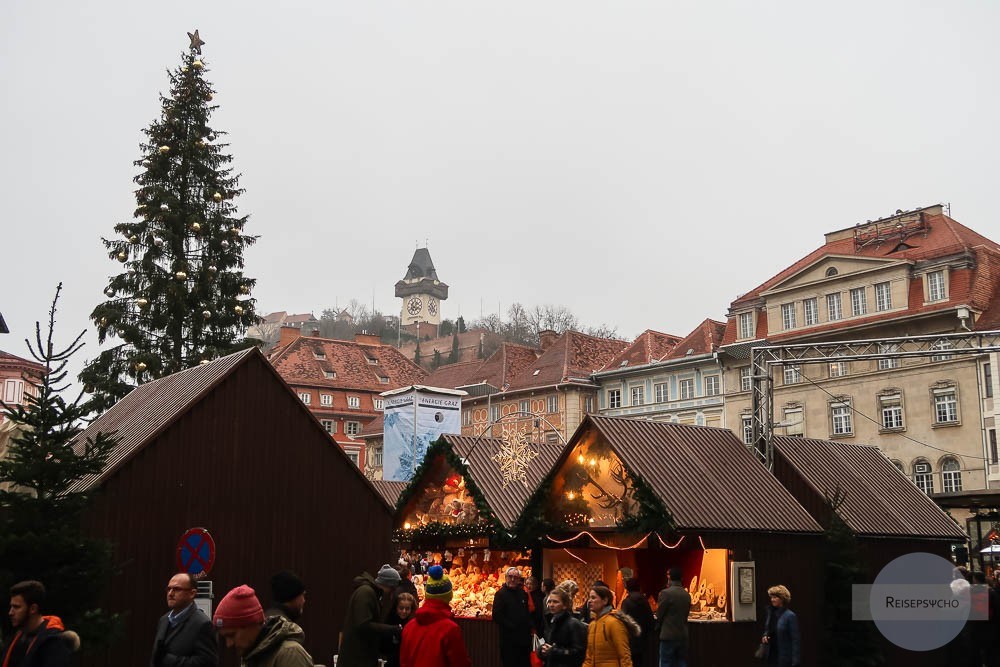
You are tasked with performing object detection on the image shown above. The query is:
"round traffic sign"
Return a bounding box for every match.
[176,527,216,576]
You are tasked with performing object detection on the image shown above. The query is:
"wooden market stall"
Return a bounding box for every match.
[520,416,825,667]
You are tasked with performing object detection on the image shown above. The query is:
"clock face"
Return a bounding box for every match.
[428,298,438,316]
[407,297,423,316]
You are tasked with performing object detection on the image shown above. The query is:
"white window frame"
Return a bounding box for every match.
[679,379,695,400]
[344,450,360,467]
[931,339,954,362]
[781,303,796,330]
[321,419,336,434]
[462,410,472,426]
[705,375,720,396]
[740,367,752,393]
[654,382,669,403]
[827,293,843,321]
[803,298,818,326]
[347,395,361,409]
[783,365,802,385]
[742,415,753,445]
[913,463,934,494]
[547,395,558,413]
[942,458,962,493]
[324,371,336,379]
[878,392,904,431]
[320,393,333,406]
[298,392,311,405]
[830,400,853,436]
[490,405,501,422]
[519,399,529,413]
[3,379,24,405]
[738,312,754,340]
[371,447,384,467]
[828,357,848,378]
[584,396,594,414]
[608,389,622,409]
[878,343,900,370]
[927,270,946,302]
[630,386,644,406]
[850,287,867,317]
[933,387,959,424]
[373,398,384,411]
[874,281,892,312]
[345,421,362,437]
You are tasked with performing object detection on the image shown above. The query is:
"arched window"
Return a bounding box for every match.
[825,267,839,277]
[912,459,933,494]
[942,458,962,493]
[891,459,905,474]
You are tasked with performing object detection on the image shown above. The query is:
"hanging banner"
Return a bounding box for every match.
[382,385,465,481]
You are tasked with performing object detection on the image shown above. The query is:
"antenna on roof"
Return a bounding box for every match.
[946,202,951,216]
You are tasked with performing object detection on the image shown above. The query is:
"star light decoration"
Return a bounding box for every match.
[188,29,205,54]
[492,426,540,488]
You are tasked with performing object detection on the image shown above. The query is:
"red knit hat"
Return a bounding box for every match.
[213,585,264,628]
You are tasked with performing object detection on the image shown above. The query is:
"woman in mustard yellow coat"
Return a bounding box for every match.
[582,586,641,667]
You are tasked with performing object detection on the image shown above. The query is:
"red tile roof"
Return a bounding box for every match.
[663,319,727,359]
[423,360,486,390]
[424,343,541,391]
[268,335,427,391]
[0,350,46,374]
[507,331,628,390]
[606,330,683,369]
[360,412,385,438]
[721,209,1000,345]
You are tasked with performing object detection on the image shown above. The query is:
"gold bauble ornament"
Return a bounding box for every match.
[117,251,128,262]
[239,285,250,295]
[182,66,189,73]
[158,145,170,154]
[99,317,108,327]
[233,305,244,315]
[160,203,169,211]
[154,237,164,248]
[129,235,138,243]
[84,384,94,393]
[175,271,188,280]
[135,362,147,372]
[220,240,230,250]
[212,192,223,202]
[104,287,115,297]
[193,59,204,69]
[207,265,218,273]
[230,227,240,235]
[202,310,212,319]
[196,139,206,148]
[190,222,202,233]
[206,94,214,102]
[136,297,149,307]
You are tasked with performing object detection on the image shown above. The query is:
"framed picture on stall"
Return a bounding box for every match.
[738,566,754,604]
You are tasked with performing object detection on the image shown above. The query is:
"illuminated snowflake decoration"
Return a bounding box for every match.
[492,426,540,488]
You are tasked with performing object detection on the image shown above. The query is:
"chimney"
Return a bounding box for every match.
[279,325,302,347]
[355,331,382,346]
[539,329,558,351]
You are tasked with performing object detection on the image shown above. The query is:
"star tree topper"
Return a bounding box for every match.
[188,29,205,54]
[492,427,540,488]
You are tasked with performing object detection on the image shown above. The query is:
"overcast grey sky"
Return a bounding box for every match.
[2,2,998,371]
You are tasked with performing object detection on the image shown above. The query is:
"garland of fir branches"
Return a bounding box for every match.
[392,437,504,543]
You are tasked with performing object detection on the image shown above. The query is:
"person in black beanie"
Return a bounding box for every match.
[266,571,307,627]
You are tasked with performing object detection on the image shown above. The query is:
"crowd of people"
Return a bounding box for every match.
[1,568,803,667]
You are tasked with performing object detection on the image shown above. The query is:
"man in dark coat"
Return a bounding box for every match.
[151,573,218,667]
[493,567,533,667]
[3,580,79,667]
[339,565,402,667]
[620,578,655,667]
[655,568,690,667]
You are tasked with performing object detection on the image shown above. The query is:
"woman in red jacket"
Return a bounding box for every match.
[400,566,471,667]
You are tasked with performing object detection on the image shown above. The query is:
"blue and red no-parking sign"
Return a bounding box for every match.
[176,527,216,576]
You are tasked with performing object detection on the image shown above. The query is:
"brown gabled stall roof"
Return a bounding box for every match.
[774,436,966,540]
[372,479,408,508]
[438,434,567,529]
[581,416,822,534]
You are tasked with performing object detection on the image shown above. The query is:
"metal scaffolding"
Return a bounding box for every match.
[749,330,1000,471]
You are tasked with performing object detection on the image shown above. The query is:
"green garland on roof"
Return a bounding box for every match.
[392,436,505,540]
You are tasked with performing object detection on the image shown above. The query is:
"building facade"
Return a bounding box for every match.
[719,205,1000,515]
[0,350,46,424]
[594,321,728,428]
[267,326,427,468]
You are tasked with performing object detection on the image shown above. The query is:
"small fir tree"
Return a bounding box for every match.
[448,331,460,363]
[414,341,422,366]
[432,349,442,369]
[0,284,121,645]
[456,316,467,334]
[81,30,258,412]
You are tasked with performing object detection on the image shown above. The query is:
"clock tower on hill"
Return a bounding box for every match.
[395,248,448,339]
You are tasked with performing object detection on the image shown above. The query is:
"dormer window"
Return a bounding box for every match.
[366,355,379,365]
[313,351,326,360]
[324,371,336,379]
[825,267,839,277]
[737,311,755,340]
[927,270,947,302]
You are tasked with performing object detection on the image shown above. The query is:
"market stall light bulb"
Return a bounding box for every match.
[567,491,575,500]
[577,454,585,464]
[404,522,412,530]
[589,458,597,467]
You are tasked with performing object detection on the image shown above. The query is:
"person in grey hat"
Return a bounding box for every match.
[339,565,401,667]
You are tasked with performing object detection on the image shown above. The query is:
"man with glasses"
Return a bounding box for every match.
[151,573,218,667]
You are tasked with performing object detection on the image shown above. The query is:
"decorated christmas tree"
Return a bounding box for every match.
[81,30,257,411]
